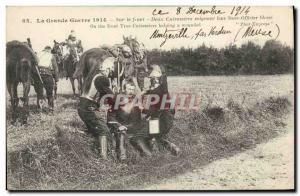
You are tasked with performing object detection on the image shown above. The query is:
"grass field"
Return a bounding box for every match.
[6,74,294,190]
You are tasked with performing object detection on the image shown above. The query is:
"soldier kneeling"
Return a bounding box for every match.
[78,75,114,160]
[142,65,180,156]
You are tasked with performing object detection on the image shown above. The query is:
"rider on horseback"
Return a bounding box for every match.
[66,30,83,62]
[62,30,84,95]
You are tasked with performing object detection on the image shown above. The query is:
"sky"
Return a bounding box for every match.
[6,6,294,53]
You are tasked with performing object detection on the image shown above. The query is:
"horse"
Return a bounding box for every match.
[123,36,148,91]
[123,35,147,66]
[52,40,83,96]
[52,40,65,77]
[73,47,133,94]
[73,36,147,92]
[79,48,116,95]
[6,40,40,124]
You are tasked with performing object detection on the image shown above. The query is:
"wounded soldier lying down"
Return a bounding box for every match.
[107,81,152,161]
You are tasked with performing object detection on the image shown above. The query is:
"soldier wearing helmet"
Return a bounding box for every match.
[116,45,135,90]
[142,64,180,156]
[66,30,83,62]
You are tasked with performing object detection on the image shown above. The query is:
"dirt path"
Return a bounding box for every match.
[142,118,294,190]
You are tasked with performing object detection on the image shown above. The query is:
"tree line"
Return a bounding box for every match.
[147,40,294,76]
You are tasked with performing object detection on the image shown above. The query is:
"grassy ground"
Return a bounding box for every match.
[143,117,294,190]
[6,75,294,190]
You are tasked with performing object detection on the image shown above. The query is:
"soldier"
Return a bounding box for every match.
[143,65,180,156]
[124,36,148,91]
[77,58,115,160]
[66,30,83,62]
[107,81,152,161]
[102,44,136,92]
[134,46,148,91]
[34,46,59,110]
[119,45,135,86]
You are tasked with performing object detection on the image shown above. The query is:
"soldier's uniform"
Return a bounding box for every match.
[66,30,83,62]
[143,65,180,156]
[107,95,152,160]
[134,57,148,91]
[78,57,115,159]
[34,46,59,109]
[65,30,83,79]
[125,36,148,91]
[118,51,135,85]
[102,44,135,92]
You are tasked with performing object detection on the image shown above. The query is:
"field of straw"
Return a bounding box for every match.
[6,74,294,190]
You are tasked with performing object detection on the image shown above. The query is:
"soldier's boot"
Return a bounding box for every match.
[98,135,108,160]
[159,139,180,156]
[135,138,152,157]
[119,133,127,161]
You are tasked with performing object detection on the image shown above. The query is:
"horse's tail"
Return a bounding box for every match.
[72,50,87,79]
[19,58,31,82]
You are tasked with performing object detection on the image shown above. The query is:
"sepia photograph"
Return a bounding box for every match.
[5,5,294,191]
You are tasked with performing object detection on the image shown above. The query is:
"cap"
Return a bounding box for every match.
[44,46,52,50]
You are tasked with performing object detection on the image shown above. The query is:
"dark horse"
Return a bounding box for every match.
[123,36,148,91]
[51,40,65,78]
[73,36,147,92]
[6,40,40,123]
[52,40,83,96]
[123,36,147,68]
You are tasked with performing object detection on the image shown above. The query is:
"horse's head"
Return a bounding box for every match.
[123,36,146,63]
[52,40,63,56]
[52,40,72,62]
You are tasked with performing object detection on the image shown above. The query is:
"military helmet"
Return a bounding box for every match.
[69,30,76,38]
[149,64,163,78]
[149,69,162,78]
[150,64,161,71]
